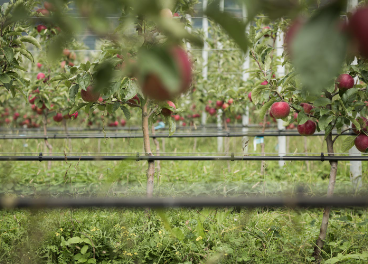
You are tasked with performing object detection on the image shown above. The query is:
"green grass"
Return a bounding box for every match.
[1,134,368,263]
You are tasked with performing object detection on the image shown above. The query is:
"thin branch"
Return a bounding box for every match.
[250,50,266,77]
[332,128,353,144]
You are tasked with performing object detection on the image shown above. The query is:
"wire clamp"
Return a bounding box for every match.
[39,152,43,162]
[54,134,57,139]
[321,152,325,162]
[136,152,140,161]
[231,153,234,161]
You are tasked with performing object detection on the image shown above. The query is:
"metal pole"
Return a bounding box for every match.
[276,26,286,167]
[201,0,209,126]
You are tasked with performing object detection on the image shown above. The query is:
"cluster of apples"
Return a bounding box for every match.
[28,73,48,115]
[61,49,77,68]
[36,2,61,35]
[0,107,42,128]
[205,99,234,117]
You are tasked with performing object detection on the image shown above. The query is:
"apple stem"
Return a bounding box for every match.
[313,95,338,262]
[142,100,155,198]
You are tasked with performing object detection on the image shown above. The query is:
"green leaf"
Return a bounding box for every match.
[291,2,347,95]
[325,124,333,139]
[318,115,334,131]
[77,74,91,91]
[172,227,184,241]
[69,84,79,103]
[206,1,249,54]
[313,97,331,107]
[87,259,96,264]
[15,48,34,62]
[348,116,361,131]
[250,85,267,105]
[341,136,357,153]
[81,245,89,255]
[297,111,309,125]
[0,73,11,84]
[69,103,87,115]
[258,98,276,119]
[67,236,82,244]
[3,47,14,63]
[168,117,176,136]
[120,105,131,120]
[19,36,41,49]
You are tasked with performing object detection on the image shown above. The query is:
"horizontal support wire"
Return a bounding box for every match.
[0,155,366,161]
[0,131,355,139]
[0,196,367,209]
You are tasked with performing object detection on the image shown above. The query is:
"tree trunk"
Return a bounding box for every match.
[63,119,72,151]
[313,130,338,262]
[260,115,267,175]
[223,114,230,173]
[304,136,310,172]
[142,101,155,198]
[42,110,52,170]
[151,125,160,182]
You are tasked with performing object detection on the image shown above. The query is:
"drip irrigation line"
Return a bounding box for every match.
[0,154,367,162]
[0,131,355,140]
[0,196,366,209]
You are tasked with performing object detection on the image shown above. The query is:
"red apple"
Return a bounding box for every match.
[226,118,230,123]
[98,97,103,102]
[216,100,224,108]
[70,112,78,119]
[68,62,75,67]
[37,25,47,32]
[161,101,176,117]
[36,9,49,16]
[36,108,43,115]
[173,13,180,17]
[121,119,126,126]
[141,46,192,101]
[108,121,119,127]
[29,95,37,104]
[69,52,76,60]
[53,113,63,122]
[336,74,354,90]
[236,115,241,120]
[32,88,40,94]
[270,102,290,119]
[297,120,316,136]
[37,62,42,69]
[293,112,298,120]
[352,117,368,134]
[205,105,211,112]
[5,118,11,124]
[182,122,186,127]
[81,86,100,102]
[301,103,314,114]
[355,134,368,152]
[61,61,66,68]
[222,103,229,110]
[63,49,70,56]
[13,113,20,120]
[248,92,252,102]
[349,6,368,58]
[228,98,234,105]
[37,72,46,80]
[209,108,216,116]
[269,111,274,118]
[127,95,140,107]
[174,115,180,121]
[261,80,268,85]
[31,104,37,112]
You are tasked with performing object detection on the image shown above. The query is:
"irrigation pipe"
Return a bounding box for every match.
[0,154,367,161]
[1,196,368,209]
